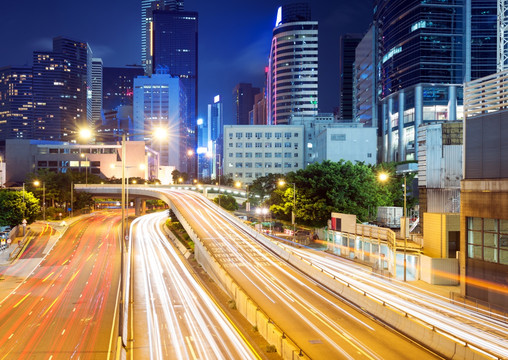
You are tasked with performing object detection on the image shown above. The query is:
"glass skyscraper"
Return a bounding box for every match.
[374,0,497,162]
[152,8,198,176]
[267,3,318,125]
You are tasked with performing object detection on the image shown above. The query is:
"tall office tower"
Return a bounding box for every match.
[0,66,34,140]
[207,95,223,180]
[267,3,318,125]
[339,34,362,121]
[152,8,198,176]
[133,70,187,169]
[353,25,377,128]
[90,58,103,127]
[141,0,185,74]
[233,83,260,125]
[375,0,497,162]
[33,37,90,140]
[470,0,496,79]
[103,65,145,111]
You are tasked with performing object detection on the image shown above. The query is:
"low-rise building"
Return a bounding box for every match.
[223,125,304,184]
[5,139,159,184]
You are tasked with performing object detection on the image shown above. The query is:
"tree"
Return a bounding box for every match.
[0,190,40,227]
[213,194,238,211]
[269,160,394,227]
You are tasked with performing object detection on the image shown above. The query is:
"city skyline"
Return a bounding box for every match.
[0,0,372,123]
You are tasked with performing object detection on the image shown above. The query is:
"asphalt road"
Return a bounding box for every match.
[0,212,121,360]
[163,190,442,360]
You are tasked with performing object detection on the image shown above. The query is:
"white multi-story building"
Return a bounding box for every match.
[133,71,187,170]
[314,125,377,165]
[90,58,103,127]
[267,3,318,125]
[223,125,304,184]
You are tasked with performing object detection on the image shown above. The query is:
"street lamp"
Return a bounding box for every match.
[278,179,296,241]
[79,126,167,348]
[80,153,89,185]
[378,171,408,281]
[207,152,222,207]
[33,180,46,221]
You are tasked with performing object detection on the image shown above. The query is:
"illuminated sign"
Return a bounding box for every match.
[275,6,282,27]
[214,95,220,103]
[197,118,203,125]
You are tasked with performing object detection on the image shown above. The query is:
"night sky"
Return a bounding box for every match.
[0,0,373,123]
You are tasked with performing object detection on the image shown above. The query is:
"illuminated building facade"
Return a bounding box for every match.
[133,71,187,171]
[152,8,198,178]
[339,34,362,121]
[267,3,318,125]
[103,65,144,111]
[90,58,103,128]
[374,0,497,162]
[233,83,260,125]
[0,66,34,140]
[32,37,90,141]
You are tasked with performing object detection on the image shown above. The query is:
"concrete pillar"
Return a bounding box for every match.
[414,85,423,160]
[398,90,405,161]
[142,199,146,214]
[448,85,457,121]
[387,97,394,161]
[135,198,141,216]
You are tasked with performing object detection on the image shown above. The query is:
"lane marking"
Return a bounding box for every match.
[13,293,31,308]
[42,272,55,282]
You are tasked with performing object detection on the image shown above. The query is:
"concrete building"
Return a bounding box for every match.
[5,139,159,184]
[223,125,304,184]
[314,125,377,165]
[267,3,318,125]
[133,71,187,171]
[460,70,508,310]
[250,90,267,125]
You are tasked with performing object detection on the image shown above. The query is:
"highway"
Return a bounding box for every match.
[156,189,441,360]
[128,211,259,360]
[0,212,121,360]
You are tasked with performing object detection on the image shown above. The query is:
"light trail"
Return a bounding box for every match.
[130,211,259,360]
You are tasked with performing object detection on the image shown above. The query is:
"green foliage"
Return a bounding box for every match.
[248,173,281,206]
[172,169,188,184]
[269,160,397,227]
[213,194,239,211]
[0,190,40,227]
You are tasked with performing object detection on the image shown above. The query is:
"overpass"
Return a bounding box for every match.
[74,183,248,215]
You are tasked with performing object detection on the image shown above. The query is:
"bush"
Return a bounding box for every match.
[213,194,239,211]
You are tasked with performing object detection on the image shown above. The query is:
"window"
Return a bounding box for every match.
[91,161,100,167]
[255,172,263,178]
[294,143,299,149]
[284,142,292,148]
[265,143,272,148]
[255,142,262,148]
[467,217,508,265]
[285,132,292,139]
[275,152,282,158]
[246,143,253,148]
[265,163,272,168]
[245,152,252,158]
[246,132,252,139]
[367,153,372,158]
[284,163,292,168]
[294,162,299,168]
[294,153,298,158]
[235,163,243,168]
[236,143,243,148]
[265,132,272,139]
[255,162,263,168]
[229,133,233,139]
[255,132,262,139]
[245,172,253,178]
[294,133,299,137]
[236,153,243,158]
[255,152,262,158]
[49,161,58,167]
[284,152,292,158]
[275,162,282,168]
[331,134,346,141]
[229,153,233,157]
[275,132,282,139]
[38,161,47,167]
[49,148,58,154]
[236,132,243,139]
[275,143,282,148]
[228,162,233,168]
[229,143,233,147]
[245,162,253,168]
[265,153,272,158]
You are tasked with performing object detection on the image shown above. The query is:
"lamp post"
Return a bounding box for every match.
[278,179,296,241]
[378,171,408,281]
[79,126,167,349]
[34,180,46,221]
[80,153,89,185]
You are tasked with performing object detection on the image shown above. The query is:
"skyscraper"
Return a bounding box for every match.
[207,95,223,180]
[374,0,497,162]
[133,70,187,169]
[103,65,145,111]
[32,37,90,140]
[233,83,260,125]
[267,3,318,125]
[141,0,185,74]
[90,58,103,127]
[0,66,33,140]
[339,34,362,121]
[152,7,198,176]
